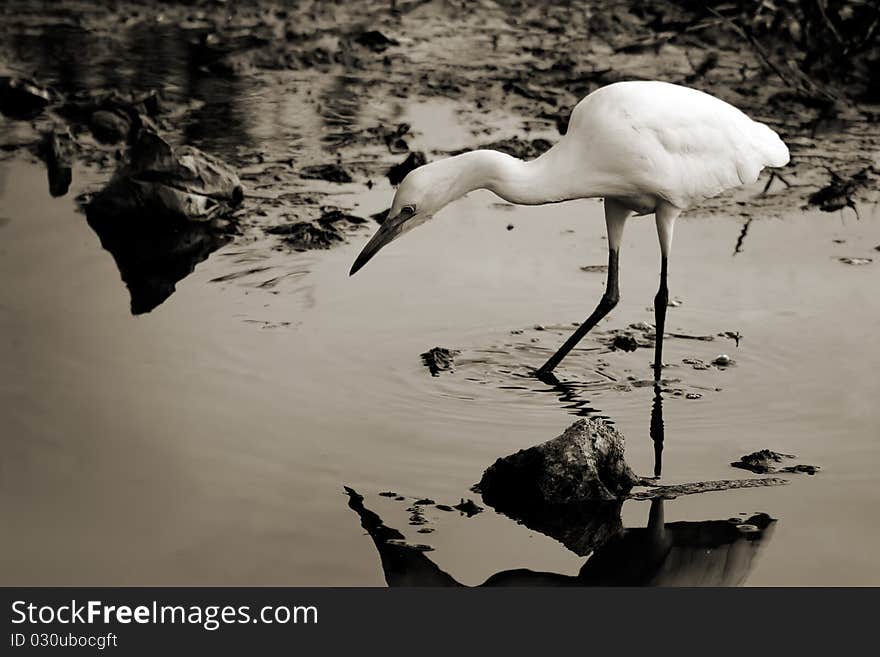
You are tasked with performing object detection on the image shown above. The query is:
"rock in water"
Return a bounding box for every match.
[731,449,819,475]
[478,418,636,555]
[0,77,51,119]
[611,333,638,352]
[88,131,243,221]
[420,347,459,376]
[480,418,639,506]
[731,449,793,473]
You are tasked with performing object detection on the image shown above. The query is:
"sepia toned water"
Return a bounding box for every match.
[2,13,879,586]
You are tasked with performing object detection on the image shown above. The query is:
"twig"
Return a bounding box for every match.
[629,477,789,500]
[706,6,799,92]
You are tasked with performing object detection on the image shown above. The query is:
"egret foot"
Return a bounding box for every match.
[534,367,561,386]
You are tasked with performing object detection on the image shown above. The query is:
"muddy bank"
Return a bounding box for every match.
[2,0,878,268]
[2,0,878,326]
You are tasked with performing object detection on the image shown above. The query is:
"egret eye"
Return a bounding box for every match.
[401,205,416,217]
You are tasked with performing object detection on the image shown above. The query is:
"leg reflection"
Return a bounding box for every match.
[650,385,665,478]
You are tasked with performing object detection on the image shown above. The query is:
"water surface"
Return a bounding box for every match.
[2,9,879,586]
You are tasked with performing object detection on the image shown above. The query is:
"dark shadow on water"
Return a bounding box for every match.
[85,209,231,315]
[346,488,776,587]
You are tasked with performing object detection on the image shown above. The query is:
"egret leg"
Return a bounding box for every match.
[653,257,669,381]
[652,203,679,381]
[536,199,630,379]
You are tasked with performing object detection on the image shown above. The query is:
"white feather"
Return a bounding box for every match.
[554,80,790,209]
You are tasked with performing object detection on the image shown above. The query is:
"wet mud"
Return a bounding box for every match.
[3,1,878,268]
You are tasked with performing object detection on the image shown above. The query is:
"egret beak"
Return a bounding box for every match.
[349,210,417,276]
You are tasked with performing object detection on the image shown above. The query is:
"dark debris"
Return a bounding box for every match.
[420,347,460,376]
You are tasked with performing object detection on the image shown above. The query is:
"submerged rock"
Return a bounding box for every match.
[0,77,51,119]
[88,131,243,221]
[611,334,638,352]
[731,450,819,475]
[731,449,795,474]
[781,464,820,475]
[420,347,459,376]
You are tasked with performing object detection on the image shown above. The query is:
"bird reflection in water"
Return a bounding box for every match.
[346,488,775,587]
[533,368,603,418]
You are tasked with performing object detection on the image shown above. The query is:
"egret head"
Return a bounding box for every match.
[349,156,472,275]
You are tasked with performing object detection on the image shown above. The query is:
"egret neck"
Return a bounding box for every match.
[446,148,583,206]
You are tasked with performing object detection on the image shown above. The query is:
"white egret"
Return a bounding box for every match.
[350,81,789,380]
